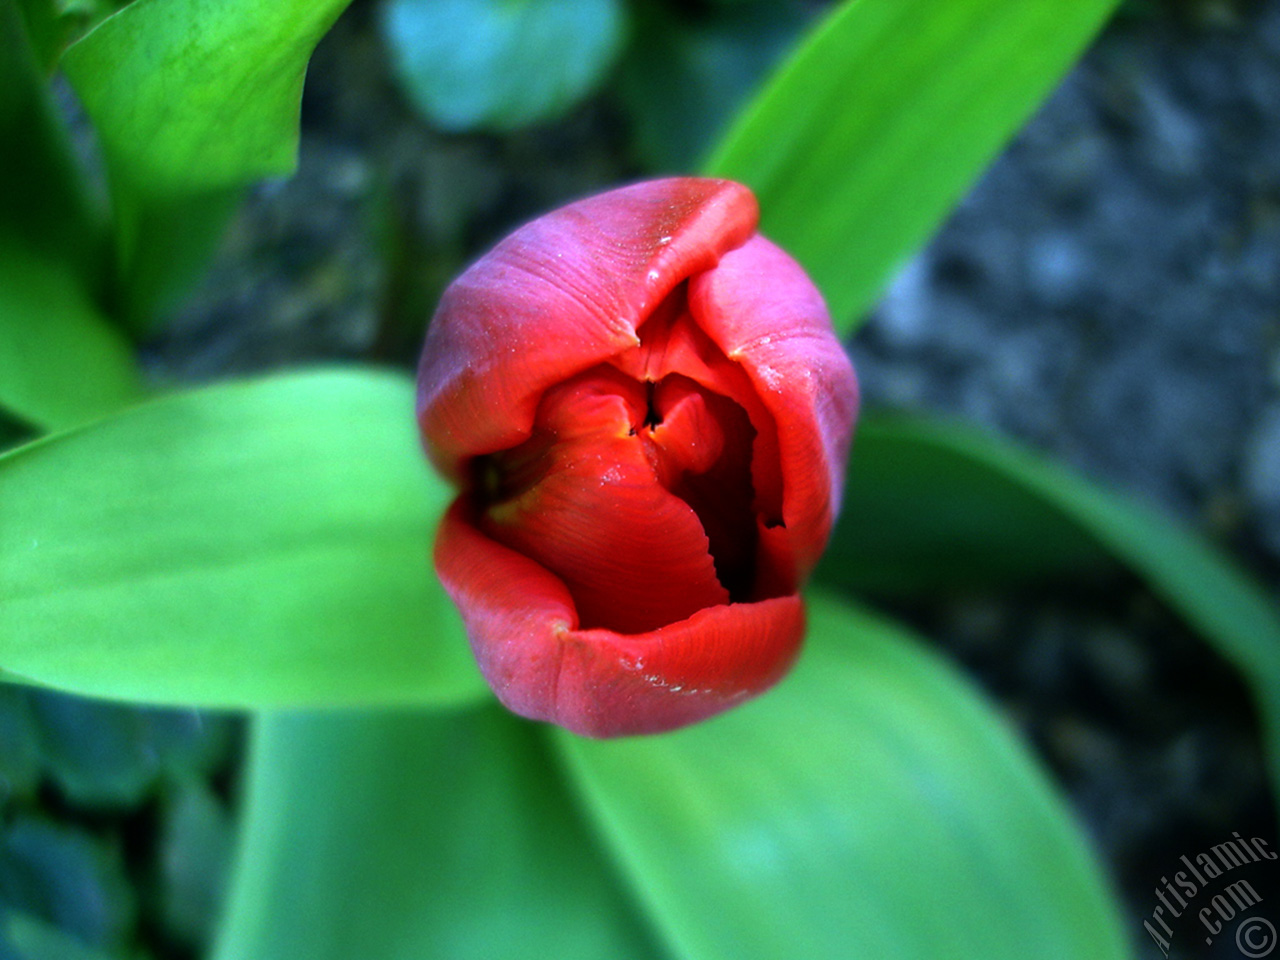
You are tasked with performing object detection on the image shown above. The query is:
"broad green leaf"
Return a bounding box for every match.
[381,0,624,133]
[824,414,1280,797]
[0,242,141,432]
[62,0,347,196]
[557,594,1131,960]
[0,369,483,709]
[13,0,127,73]
[60,0,352,326]
[214,707,664,960]
[1,0,102,280]
[706,0,1120,333]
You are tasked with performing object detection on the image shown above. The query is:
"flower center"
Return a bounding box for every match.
[471,301,770,635]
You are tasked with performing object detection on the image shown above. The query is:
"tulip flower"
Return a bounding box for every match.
[417,178,858,737]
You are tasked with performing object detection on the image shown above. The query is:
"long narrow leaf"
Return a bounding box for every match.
[0,241,141,432]
[821,414,1117,594]
[0,369,482,709]
[824,414,1280,797]
[706,0,1119,333]
[0,0,137,431]
[1,0,101,280]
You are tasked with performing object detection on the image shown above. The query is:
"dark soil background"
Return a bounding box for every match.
[3,2,1279,959]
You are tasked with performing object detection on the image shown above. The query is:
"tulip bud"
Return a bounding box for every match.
[417,178,858,737]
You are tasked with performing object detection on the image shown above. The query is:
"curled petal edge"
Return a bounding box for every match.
[689,234,860,577]
[436,499,806,738]
[418,178,759,481]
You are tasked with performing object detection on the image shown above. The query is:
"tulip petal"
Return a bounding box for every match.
[612,295,788,540]
[645,376,759,599]
[435,498,579,719]
[688,235,860,576]
[418,178,759,479]
[481,438,731,636]
[435,499,805,738]
[560,597,805,737]
[420,179,858,738]
[480,369,730,635]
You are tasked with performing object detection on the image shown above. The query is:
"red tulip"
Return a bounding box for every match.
[417,178,858,737]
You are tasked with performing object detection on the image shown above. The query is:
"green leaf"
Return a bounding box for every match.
[705,0,1120,334]
[12,0,63,70]
[1,0,102,280]
[214,707,664,960]
[60,0,352,326]
[557,594,1131,960]
[13,0,128,73]
[158,778,234,951]
[0,241,142,433]
[98,187,243,333]
[381,0,625,133]
[822,413,1117,594]
[0,406,33,452]
[617,1,807,171]
[824,414,1280,799]
[4,911,118,960]
[0,685,41,802]
[24,689,233,806]
[0,369,484,709]
[62,0,347,197]
[0,818,136,952]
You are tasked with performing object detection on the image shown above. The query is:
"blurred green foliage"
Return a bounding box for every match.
[1,0,101,282]
[617,1,810,171]
[381,0,626,132]
[0,684,236,959]
[15,0,131,71]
